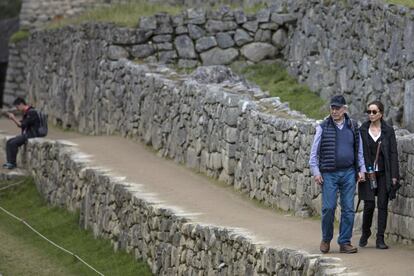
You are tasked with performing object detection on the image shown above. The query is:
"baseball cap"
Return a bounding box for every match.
[330,95,346,107]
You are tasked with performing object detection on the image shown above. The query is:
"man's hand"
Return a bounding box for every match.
[6,112,15,120]
[392,178,398,186]
[6,112,21,127]
[357,172,365,183]
[314,175,323,185]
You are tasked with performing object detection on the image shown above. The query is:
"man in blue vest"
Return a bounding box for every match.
[309,95,366,254]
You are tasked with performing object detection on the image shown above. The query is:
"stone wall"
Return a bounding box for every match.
[19,0,130,29]
[7,0,414,129]
[281,0,414,129]
[26,23,414,244]
[0,136,349,275]
[18,0,270,30]
[3,39,27,105]
[0,17,19,107]
[3,0,275,106]
[0,18,19,63]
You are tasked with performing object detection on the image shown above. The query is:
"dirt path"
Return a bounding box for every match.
[1,119,413,275]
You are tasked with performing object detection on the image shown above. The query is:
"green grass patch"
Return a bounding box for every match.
[0,177,151,276]
[46,0,270,30]
[237,3,268,14]
[10,29,30,43]
[385,0,414,8]
[233,63,327,119]
[48,1,182,29]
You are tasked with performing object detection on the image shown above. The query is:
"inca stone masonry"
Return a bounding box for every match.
[5,0,414,131]
[27,17,414,245]
[3,0,414,275]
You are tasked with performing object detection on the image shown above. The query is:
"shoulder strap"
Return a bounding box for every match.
[373,141,382,169]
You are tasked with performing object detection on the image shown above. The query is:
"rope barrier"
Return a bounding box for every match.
[0,181,104,276]
[0,179,25,191]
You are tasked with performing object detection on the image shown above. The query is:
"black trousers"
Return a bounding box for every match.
[362,172,389,239]
[6,135,27,165]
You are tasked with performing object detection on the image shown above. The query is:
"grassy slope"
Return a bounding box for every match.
[48,1,182,29]
[0,178,152,276]
[234,63,327,119]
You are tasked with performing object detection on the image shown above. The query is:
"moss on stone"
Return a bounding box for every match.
[10,29,29,43]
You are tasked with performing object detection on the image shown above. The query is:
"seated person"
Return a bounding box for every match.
[3,97,40,169]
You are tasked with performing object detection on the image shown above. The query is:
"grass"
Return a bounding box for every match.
[48,1,183,29]
[10,29,30,43]
[233,63,327,119]
[47,0,270,29]
[237,3,268,14]
[385,0,414,8]
[0,177,152,276]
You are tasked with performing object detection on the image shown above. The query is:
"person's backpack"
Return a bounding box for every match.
[36,110,48,137]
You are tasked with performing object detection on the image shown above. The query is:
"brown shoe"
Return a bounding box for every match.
[320,240,330,253]
[340,243,358,253]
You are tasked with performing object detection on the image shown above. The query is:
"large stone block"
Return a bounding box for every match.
[200,47,239,65]
[195,36,217,52]
[205,20,237,33]
[241,42,277,62]
[174,35,196,59]
[404,79,414,132]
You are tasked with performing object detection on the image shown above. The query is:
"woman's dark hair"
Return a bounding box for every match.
[12,97,26,106]
[368,100,384,114]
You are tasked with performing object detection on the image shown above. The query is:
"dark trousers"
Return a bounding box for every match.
[362,172,389,239]
[6,135,27,165]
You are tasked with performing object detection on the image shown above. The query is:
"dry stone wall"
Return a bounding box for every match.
[18,0,272,30]
[282,0,414,129]
[105,7,292,67]
[0,136,350,275]
[3,40,27,105]
[0,17,19,107]
[7,0,414,131]
[27,23,414,244]
[19,0,132,29]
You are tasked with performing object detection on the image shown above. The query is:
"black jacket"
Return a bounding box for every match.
[358,120,399,200]
[20,107,40,138]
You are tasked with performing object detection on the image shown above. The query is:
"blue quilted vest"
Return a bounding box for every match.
[318,114,360,172]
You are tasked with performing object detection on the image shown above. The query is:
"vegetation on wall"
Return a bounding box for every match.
[10,29,29,43]
[48,1,183,29]
[386,0,414,8]
[0,0,22,20]
[48,0,267,29]
[234,63,327,119]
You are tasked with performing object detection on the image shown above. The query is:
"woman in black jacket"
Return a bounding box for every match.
[359,100,399,249]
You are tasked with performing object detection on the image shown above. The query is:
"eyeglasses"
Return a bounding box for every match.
[366,110,379,115]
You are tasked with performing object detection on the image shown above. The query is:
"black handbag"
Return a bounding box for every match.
[389,182,401,200]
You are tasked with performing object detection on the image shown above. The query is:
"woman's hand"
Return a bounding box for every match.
[358,172,366,183]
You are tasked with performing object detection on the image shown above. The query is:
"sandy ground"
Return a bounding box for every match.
[1,118,413,275]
